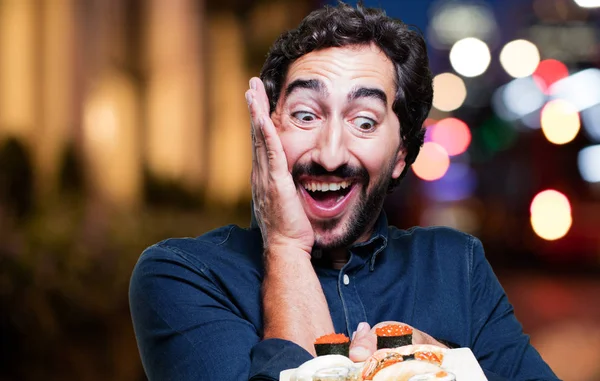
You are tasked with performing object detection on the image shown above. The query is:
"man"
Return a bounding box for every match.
[129,3,559,381]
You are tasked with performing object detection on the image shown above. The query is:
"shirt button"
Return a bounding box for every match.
[343,274,350,285]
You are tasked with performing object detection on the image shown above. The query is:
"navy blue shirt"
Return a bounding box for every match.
[129,213,558,380]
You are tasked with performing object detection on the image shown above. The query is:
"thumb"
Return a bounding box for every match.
[349,322,376,362]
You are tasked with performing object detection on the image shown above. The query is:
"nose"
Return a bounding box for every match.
[312,117,350,172]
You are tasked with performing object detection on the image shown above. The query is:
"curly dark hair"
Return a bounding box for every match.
[259,2,433,189]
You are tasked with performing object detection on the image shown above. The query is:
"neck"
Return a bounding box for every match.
[311,247,349,270]
[329,247,349,270]
[313,219,379,270]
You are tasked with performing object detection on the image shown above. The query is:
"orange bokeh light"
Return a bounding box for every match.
[530,189,572,241]
[540,99,580,145]
[412,142,450,181]
[430,118,471,156]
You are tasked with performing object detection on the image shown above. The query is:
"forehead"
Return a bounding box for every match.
[283,44,397,101]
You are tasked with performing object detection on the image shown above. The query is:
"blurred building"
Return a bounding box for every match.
[0,0,316,213]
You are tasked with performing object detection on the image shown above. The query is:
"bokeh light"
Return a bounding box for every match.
[582,103,600,141]
[449,37,491,77]
[430,117,471,156]
[422,162,477,202]
[412,142,450,181]
[573,0,600,8]
[578,145,600,183]
[540,100,580,145]
[493,76,546,123]
[550,68,600,112]
[428,2,497,48]
[533,59,569,94]
[477,116,518,154]
[530,190,572,241]
[432,73,467,112]
[499,39,540,78]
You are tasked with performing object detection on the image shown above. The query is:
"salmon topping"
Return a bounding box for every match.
[414,351,443,365]
[375,324,413,337]
[314,333,350,344]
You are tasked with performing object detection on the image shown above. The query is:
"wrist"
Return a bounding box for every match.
[264,243,312,261]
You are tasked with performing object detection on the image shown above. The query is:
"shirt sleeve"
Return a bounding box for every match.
[468,237,560,380]
[129,244,313,381]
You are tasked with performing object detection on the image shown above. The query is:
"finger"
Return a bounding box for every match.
[246,88,268,170]
[349,322,377,362]
[258,112,289,177]
[251,77,271,116]
[246,90,258,162]
[248,78,284,174]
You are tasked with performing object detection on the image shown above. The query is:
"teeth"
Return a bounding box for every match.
[303,181,352,192]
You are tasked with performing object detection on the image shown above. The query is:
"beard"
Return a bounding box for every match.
[292,159,395,251]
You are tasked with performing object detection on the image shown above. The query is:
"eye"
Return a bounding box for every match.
[292,111,317,122]
[353,116,376,131]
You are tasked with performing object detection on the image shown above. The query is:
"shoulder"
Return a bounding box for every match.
[389,224,477,247]
[133,224,264,277]
[387,225,480,273]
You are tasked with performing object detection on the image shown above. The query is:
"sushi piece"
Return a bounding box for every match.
[314,333,351,357]
[376,323,413,349]
[362,345,446,381]
[290,354,355,381]
[370,361,445,381]
[312,366,350,380]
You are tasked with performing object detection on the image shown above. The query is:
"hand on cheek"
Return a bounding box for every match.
[246,77,314,255]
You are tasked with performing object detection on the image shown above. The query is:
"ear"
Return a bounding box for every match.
[391,148,407,179]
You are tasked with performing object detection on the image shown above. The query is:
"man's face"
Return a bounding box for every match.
[271,44,407,249]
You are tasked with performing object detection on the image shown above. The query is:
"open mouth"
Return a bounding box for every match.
[303,181,352,207]
[300,180,357,217]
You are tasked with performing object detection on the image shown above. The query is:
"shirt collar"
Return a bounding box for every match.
[349,211,389,271]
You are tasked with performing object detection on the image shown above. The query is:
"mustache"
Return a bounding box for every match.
[291,162,369,181]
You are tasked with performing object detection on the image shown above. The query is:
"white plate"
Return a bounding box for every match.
[279,348,487,381]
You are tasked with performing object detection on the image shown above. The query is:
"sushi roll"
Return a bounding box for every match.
[376,324,413,349]
[314,333,351,357]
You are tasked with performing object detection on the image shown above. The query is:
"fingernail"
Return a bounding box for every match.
[249,78,257,90]
[351,331,356,340]
[357,322,368,333]
[245,91,253,106]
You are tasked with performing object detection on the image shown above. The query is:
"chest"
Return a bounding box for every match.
[317,258,472,345]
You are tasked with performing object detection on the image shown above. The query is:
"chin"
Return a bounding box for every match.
[312,217,357,250]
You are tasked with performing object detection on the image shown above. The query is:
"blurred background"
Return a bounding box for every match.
[0,0,599,380]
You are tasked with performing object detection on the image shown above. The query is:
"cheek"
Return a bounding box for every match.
[352,132,399,167]
[360,148,389,175]
[278,128,315,170]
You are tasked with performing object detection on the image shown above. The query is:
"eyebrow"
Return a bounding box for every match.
[348,87,388,107]
[284,79,328,99]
